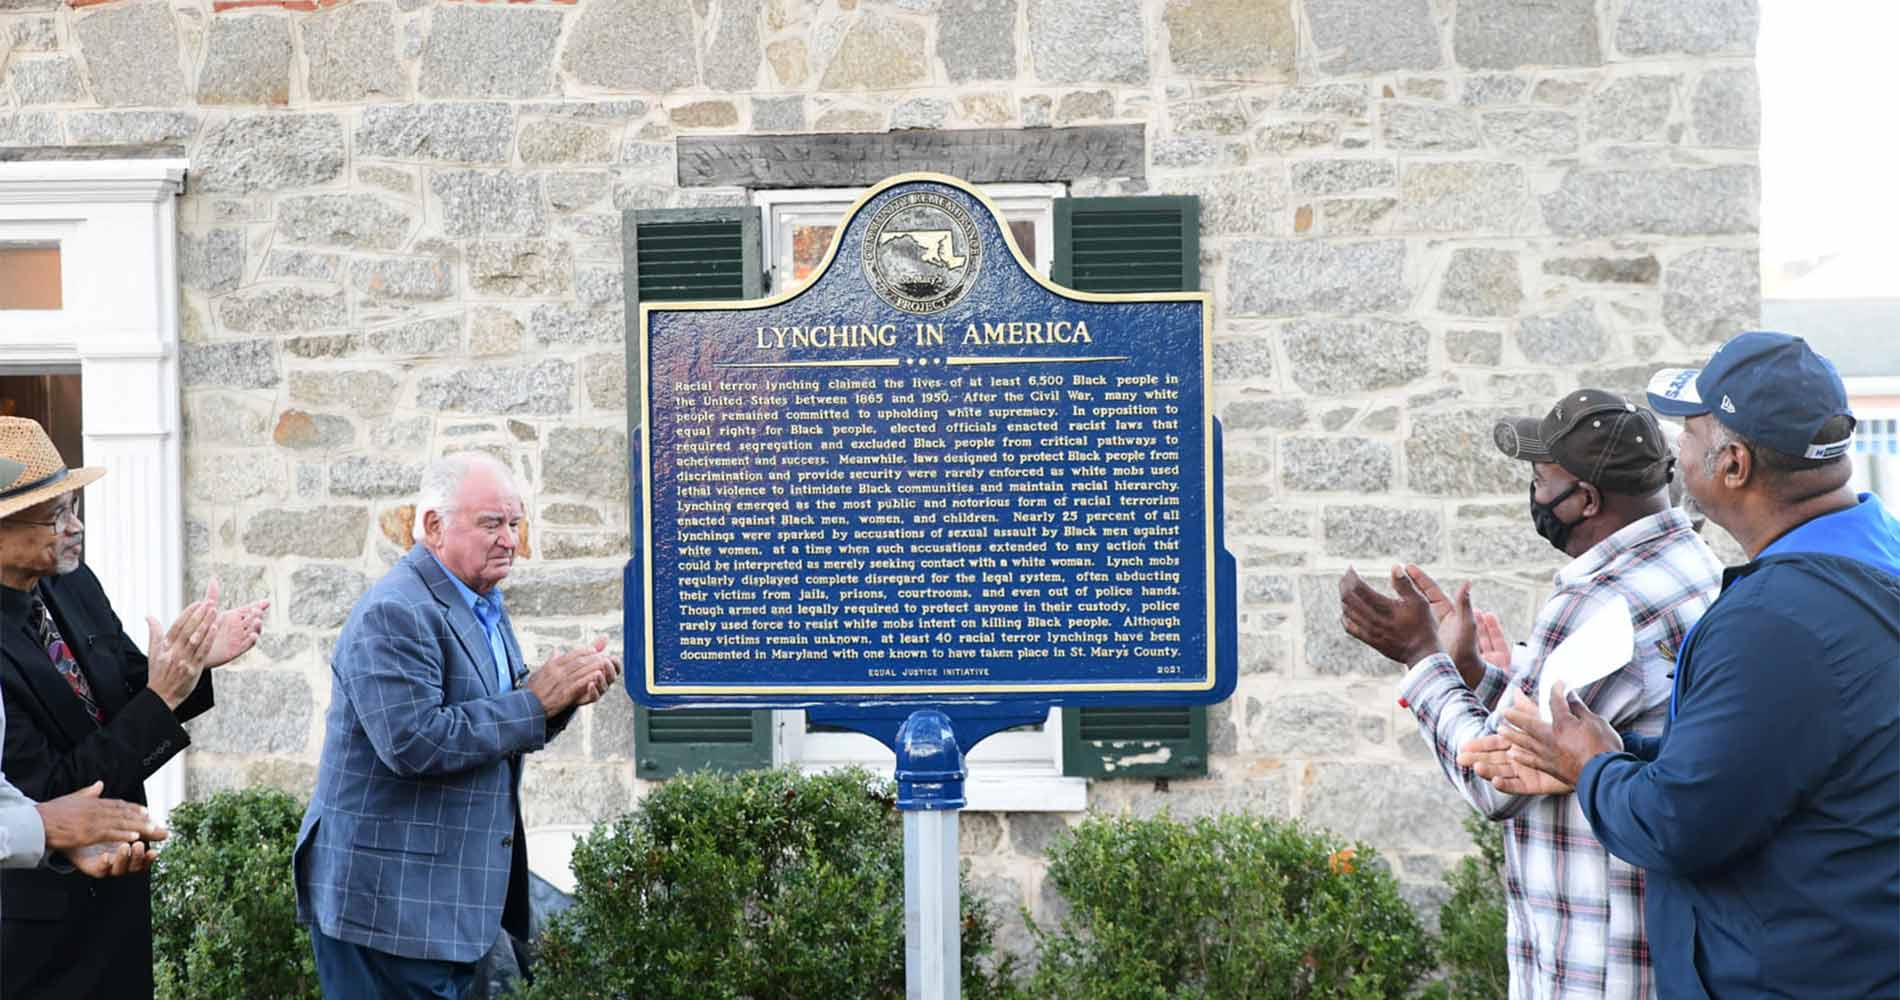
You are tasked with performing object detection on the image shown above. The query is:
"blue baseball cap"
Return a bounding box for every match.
[1645,331,1856,460]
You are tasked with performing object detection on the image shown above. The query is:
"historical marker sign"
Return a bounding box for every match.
[629,173,1234,708]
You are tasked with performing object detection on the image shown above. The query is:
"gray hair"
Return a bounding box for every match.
[413,452,516,544]
[1700,420,1738,478]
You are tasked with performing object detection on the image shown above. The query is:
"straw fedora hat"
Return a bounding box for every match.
[0,417,105,521]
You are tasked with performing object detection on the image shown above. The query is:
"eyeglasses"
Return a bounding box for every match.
[8,503,81,531]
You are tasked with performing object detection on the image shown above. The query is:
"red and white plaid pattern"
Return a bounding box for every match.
[1401,508,1723,1000]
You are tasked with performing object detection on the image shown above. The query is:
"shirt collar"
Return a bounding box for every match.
[1755,494,1892,558]
[1759,493,1900,571]
[1555,507,1695,587]
[425,549,501,624]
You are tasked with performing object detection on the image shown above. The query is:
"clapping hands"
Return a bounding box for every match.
[523,637,622,717]
[67,837,163,879]
[206,592,270,668]
[35,781,167,879]
[146,580,221,710]
[1457,681,1624,796]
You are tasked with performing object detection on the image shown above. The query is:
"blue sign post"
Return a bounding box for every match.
[627,174,1235,999]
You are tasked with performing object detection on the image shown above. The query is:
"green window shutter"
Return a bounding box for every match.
[1061,706,1207,780]
[626,207,772,778]
[1055,194,1210,780]
[1053,195,1200,293]
[624,207,766,392]
[636,707,774,779]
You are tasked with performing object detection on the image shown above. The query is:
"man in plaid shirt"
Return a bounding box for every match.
[1340,389,1723,1000]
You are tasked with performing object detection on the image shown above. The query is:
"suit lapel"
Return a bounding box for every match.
[407,548,498,698]
[1,600,101,744]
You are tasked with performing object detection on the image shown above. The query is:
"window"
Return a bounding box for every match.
[0,244,61,310]
[755,184,1060,295]
[1846,395,1900,505]
[625,188,1209,808]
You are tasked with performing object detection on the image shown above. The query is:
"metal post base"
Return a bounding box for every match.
[904,809,960,1000]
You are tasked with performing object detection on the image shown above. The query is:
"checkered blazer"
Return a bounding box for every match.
[293,545,562,964]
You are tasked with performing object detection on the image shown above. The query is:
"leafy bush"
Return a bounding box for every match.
[143,777,1508,1000]
[516,767,1015,1000]
[1422,814,1510,1000]
[152,788,319,1000]
[1021,812,1434,1000]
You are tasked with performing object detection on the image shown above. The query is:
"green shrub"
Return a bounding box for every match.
[516,767,1015,1000]
[1022,812,1434,1000]
[1422,814,1510,1000]
[152,787,319,1000]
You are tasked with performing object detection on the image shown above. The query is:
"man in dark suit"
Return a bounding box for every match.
[295,452,618,999]
[0,416,268,998]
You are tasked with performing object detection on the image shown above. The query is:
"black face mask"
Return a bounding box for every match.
[1529,481,1585,553]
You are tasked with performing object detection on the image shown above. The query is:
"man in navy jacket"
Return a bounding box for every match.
[1462,332,1900,999]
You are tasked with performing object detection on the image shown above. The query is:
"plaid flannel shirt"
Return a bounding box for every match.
[1400,509,1723,1000]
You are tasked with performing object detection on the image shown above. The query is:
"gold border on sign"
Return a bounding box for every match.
[640,171,1218,697]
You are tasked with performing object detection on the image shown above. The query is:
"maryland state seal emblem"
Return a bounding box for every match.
[860,189,982,314]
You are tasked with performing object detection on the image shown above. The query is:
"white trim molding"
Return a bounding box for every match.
[0,159,189,206]
[0,156,189,826]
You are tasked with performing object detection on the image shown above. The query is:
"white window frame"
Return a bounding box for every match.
[753,182,1084,812]
[0,157,190,826]
[756,183,1062,298]
[1844,379,1900,506]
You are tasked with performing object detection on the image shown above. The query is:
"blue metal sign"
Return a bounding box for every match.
[627,173,1235,709]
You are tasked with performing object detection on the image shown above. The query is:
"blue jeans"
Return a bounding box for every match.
[311,927,476,1000]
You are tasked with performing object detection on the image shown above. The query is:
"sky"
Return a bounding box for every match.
[1758,0,1899,293]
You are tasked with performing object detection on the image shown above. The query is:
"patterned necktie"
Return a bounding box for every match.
[30,595,103,725]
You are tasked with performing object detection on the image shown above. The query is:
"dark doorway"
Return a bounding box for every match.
[0,370,82,467]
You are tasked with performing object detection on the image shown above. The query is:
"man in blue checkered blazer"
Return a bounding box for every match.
[294,453,619,998]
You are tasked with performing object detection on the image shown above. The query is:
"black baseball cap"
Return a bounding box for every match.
[1493,389,1673,494]
[1645,331,1856,460]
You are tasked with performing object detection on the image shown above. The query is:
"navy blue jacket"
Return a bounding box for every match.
[1578,495,1900,999]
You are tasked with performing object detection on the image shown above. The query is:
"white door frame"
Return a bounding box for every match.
[0,157,190,825]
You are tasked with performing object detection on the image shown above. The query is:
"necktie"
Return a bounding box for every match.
[30,595,103,725]
[472,595,510,691]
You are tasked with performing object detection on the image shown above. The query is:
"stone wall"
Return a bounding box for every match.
[1,0,1758,947]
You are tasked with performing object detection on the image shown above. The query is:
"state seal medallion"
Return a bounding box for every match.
[861,190,982,314]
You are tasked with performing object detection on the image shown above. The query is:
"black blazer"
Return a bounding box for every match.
[0,564,213,1000]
